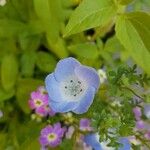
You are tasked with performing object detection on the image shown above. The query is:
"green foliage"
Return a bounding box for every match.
[0,0,150,149]
[116,12,150,75]
[64,0,117,36]
[68,42,99,59]
[1,54,19,91]
[117,0,133,5]
[36,51,57,73]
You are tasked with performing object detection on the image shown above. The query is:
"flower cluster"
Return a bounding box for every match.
[28,86,55,117]
[28,58,135,149]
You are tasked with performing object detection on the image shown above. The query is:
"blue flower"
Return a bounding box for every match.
[45,57,100,114]
[84,133,131,150]
[84,133,102,150]
[118,137,131,150]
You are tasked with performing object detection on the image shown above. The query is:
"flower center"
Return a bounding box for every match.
[60,76,87,101]
[35,99,43,107]
[47,133,57,142]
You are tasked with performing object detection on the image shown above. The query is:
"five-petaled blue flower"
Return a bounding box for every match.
[45,57,100,114]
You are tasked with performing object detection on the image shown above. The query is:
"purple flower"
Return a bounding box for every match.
[133,106,142,120]
[79,118,93,131]
[45,57,100,114]
[39,123,66,147]
[136,120,145,129]
[144,104,150,119]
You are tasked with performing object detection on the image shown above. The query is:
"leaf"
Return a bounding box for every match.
[21,51,37,77]
[36,51,57,73]
[117,0,133,5]
[0,87,15,102]
[115,12,150,75]
[0,19,25,38]
[64,0,117,36]
[33,0,68,58]
[16,78,43,114]
[1,54,19,91]
[68,43,99,59]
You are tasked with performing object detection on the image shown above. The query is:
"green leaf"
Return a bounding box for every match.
[0,87,15,102]
[21,51,37,77]
[33,0,68,58]
[36,51,57,73]
[0,19,25,38]
[68,43,99,59]
[117,0,133,5]
[64,0,117,36]
[16,78,43,114]
[1,55,19,91]
[115,12,150,75]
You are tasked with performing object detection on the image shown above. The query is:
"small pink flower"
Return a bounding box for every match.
[136,120,145,129]
[28,87,56,117]
[36,105,55,117]
[38,86,47,95]
[144,131,150,140]
[28,91,48,110]
[79,118,93,131]
[133,106,142,120]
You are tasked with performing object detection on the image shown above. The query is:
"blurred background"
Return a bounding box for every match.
[0,0,149,149]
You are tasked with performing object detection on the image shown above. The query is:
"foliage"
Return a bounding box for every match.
[0,0,150,149]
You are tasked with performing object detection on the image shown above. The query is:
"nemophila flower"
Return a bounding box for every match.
[84,133,102,150]
[97,69,107,84]
[45,57,100,114]
[79,118,93,131]
[144,104,150,119]
[133,106,142,120]
[39,123,66,148]
[118,138,131,150]
[0,0,6,6]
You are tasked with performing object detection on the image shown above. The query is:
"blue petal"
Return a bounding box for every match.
[54,57,80,82]
[73,87,95,114]
[118,138,131,150]
[75,65,100,91]
[84,133,102,150]
[45,73,64,102]
[49,100,77,113]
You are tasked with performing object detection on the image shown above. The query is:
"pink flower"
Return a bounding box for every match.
[28,87,55,117]
[29,91,48,110]
[133,106,142,120]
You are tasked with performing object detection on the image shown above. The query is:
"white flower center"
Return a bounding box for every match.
[47,133,57,142]
[60,76,87,101]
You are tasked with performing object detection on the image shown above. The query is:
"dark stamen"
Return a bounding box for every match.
[74,94,76,97]
[80,89,82,92]
[78,81,81,84]
[70,80,73,83]
[65,86,67,89]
